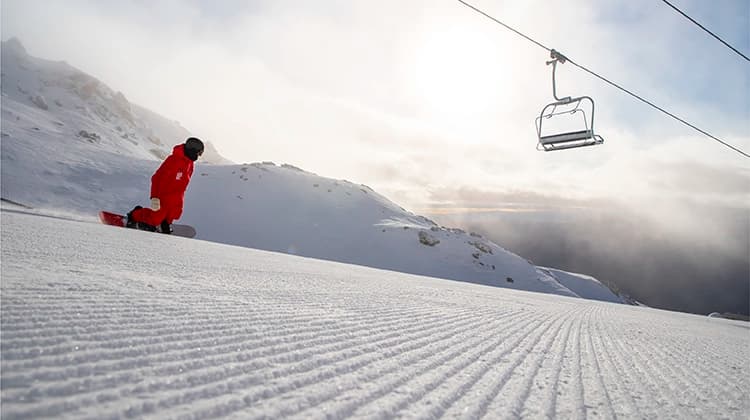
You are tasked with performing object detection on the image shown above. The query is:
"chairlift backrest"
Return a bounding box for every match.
[536,96,603,151]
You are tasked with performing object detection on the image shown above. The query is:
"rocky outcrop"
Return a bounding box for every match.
[418,230,440,246]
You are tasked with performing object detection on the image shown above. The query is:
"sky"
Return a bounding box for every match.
[1,0,748,197]
[2,0,749,310]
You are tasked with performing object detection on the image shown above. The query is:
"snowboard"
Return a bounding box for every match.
[99,211,197,238]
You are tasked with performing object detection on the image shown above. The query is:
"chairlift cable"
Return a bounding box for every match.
[456,0,750,159]
[455,0,552,52]
[563,57,750,158]
[660,0,749,62]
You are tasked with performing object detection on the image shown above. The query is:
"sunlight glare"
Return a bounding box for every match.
[408,25,510,122]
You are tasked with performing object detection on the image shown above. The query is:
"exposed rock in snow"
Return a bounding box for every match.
[30,94,48,110]
[418,230,440,246]
[78,129,101,143]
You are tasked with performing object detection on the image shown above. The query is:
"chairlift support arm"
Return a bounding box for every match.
[547,49,571,103]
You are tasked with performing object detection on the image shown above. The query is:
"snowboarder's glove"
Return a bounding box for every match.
[150,197,161,211]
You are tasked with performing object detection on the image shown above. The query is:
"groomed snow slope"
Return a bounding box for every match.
[2,210,748,419]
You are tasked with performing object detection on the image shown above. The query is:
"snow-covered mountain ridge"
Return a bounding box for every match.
[0,37,228,164]
[0,38,626,304]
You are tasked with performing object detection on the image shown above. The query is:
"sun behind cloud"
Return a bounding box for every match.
[404,23,514,130]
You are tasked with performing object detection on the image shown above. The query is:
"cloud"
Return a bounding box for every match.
[649,160,750,197]
[429,199,750,315]
[424,186,603,211]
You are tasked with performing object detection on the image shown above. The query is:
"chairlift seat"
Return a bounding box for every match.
[540,129,592,145]
[539,131,603,151]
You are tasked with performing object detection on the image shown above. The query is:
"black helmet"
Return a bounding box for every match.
[184,137,204,161]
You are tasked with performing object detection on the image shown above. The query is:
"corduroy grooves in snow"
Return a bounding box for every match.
[1,208,749,419]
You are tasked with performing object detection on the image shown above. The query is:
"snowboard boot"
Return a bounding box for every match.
[125,206,142,229]
[160,220,172,235]
[126,206,156,232]
[137,222,157,232]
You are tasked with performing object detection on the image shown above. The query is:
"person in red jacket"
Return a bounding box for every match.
[126,137,204,233]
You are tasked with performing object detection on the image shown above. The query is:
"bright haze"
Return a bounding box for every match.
[2,0,748,315]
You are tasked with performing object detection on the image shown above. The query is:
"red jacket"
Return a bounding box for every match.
[150,144,194,221]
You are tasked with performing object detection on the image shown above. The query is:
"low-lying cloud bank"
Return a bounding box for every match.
[428,196,749,316]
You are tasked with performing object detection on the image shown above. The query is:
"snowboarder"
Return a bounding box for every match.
[126,137,204,234]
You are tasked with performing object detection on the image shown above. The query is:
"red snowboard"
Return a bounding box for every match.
[99,211,196,238]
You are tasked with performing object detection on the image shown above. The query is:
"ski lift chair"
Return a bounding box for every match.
[535,50,604,151]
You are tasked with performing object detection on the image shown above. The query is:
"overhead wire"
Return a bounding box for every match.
[456,0,750,159]
[660,0,749,62]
